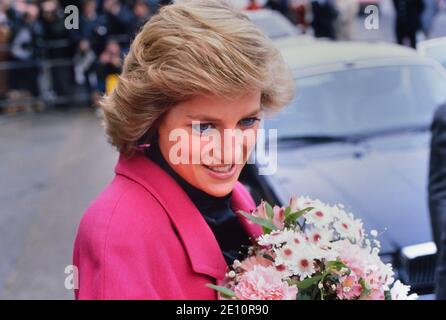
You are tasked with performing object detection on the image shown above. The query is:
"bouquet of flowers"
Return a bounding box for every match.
[207,196,418,300]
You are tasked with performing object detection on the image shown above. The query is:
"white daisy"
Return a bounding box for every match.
[304,206,333,227]
[289,246,317,280]
[274,244,298,266]
[333,213,364,242]
[258,229,296,247]
[390,280,418,300]
[305,226,334,246]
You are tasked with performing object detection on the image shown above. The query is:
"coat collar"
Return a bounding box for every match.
[114,151,262,280]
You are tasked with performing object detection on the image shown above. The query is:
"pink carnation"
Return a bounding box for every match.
[335,241,368,278]
[234,266,297,300]
[240,255,274,272]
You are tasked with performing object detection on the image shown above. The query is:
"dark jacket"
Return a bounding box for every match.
[393,0,425,32]
[429,103,446,299]
[311,1,338,40]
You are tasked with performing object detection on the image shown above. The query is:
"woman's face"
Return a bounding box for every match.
[157,91,262,197]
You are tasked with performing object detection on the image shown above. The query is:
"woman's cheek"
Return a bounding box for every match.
[243,126,258,162]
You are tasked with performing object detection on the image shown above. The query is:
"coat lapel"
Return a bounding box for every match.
[231,183,263,242]
[114,151,262,281]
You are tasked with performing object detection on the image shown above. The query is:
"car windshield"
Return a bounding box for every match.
[264,65,446,138]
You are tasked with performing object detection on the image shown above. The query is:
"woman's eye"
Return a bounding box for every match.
[192,122,214,133]
[239,117,259,128]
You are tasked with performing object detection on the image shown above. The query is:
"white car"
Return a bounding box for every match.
[418,37,446,69]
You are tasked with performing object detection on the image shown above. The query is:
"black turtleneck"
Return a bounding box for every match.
[144,142,252,266]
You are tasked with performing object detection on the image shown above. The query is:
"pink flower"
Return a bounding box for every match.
[234,266,298,300]
[336,274,363,300]
[272,205,285,230]
[289,194,298,212]
[240,255,274,272]
[360,288,385,300]
[253,201,285,230]
[254,201,268,220]
[359,272,386,300]
[334,241,368,278]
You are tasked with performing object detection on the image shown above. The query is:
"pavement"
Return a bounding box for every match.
[0,110,117,299]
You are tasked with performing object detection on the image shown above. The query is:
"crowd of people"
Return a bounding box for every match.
[247,0,360,41]
[253,0,445,44]
[0,0,170,112]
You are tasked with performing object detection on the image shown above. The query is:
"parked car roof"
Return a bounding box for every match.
[280,41,423,73]
[244,8,301,41]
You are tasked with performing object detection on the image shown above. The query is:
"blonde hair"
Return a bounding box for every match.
[101,0,294,157]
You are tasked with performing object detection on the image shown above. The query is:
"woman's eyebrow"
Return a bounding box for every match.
[243,108,262,118]
[186,114,221,122]
[186,108,262,122]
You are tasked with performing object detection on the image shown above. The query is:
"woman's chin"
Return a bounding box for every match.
[197,165,242,197]
[198,182,235,197]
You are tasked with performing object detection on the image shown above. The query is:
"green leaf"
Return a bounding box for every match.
[326,259,348,272]
[284,206,291,218]
[359,278,371,299]
[206,284,236,298]
[238,210,277,233]
[262,253,275,262]
[285,207,313,226]
[296,290,312,300]
[265,202,274,220]
[296,274,324,290]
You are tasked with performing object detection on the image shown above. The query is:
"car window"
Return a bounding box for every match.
[264,65,446,138]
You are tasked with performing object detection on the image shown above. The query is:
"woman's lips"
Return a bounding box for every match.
[203,163,237,179]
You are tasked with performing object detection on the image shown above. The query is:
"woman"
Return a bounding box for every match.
[73,0,293,300]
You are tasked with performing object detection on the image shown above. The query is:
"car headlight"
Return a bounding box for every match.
[398,242,437,290]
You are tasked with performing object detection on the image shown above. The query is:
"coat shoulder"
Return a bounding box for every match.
[75,175,171,253]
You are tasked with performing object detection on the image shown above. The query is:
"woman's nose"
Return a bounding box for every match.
[220,130,246,164]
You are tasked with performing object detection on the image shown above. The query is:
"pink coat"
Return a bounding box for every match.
[73,151,262,300]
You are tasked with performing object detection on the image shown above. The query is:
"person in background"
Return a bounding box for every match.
[132,0,153,35]
[8,1,43,111]
[0,0,12,103]
[159,0,172,6]
[40,0,74,107]
[334,0,359,40]
[311,0,338,40]
[265,0,289,17]
[245,0,262,11]
[393,0,424,48]
[429,103,446,300]
[96,39,122,96]
[73,38,97,100]
[421,0,441,39]
[289,0,310,33]
[99,0,134,49]
[146,0,162,14]
[73,0,103,55]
